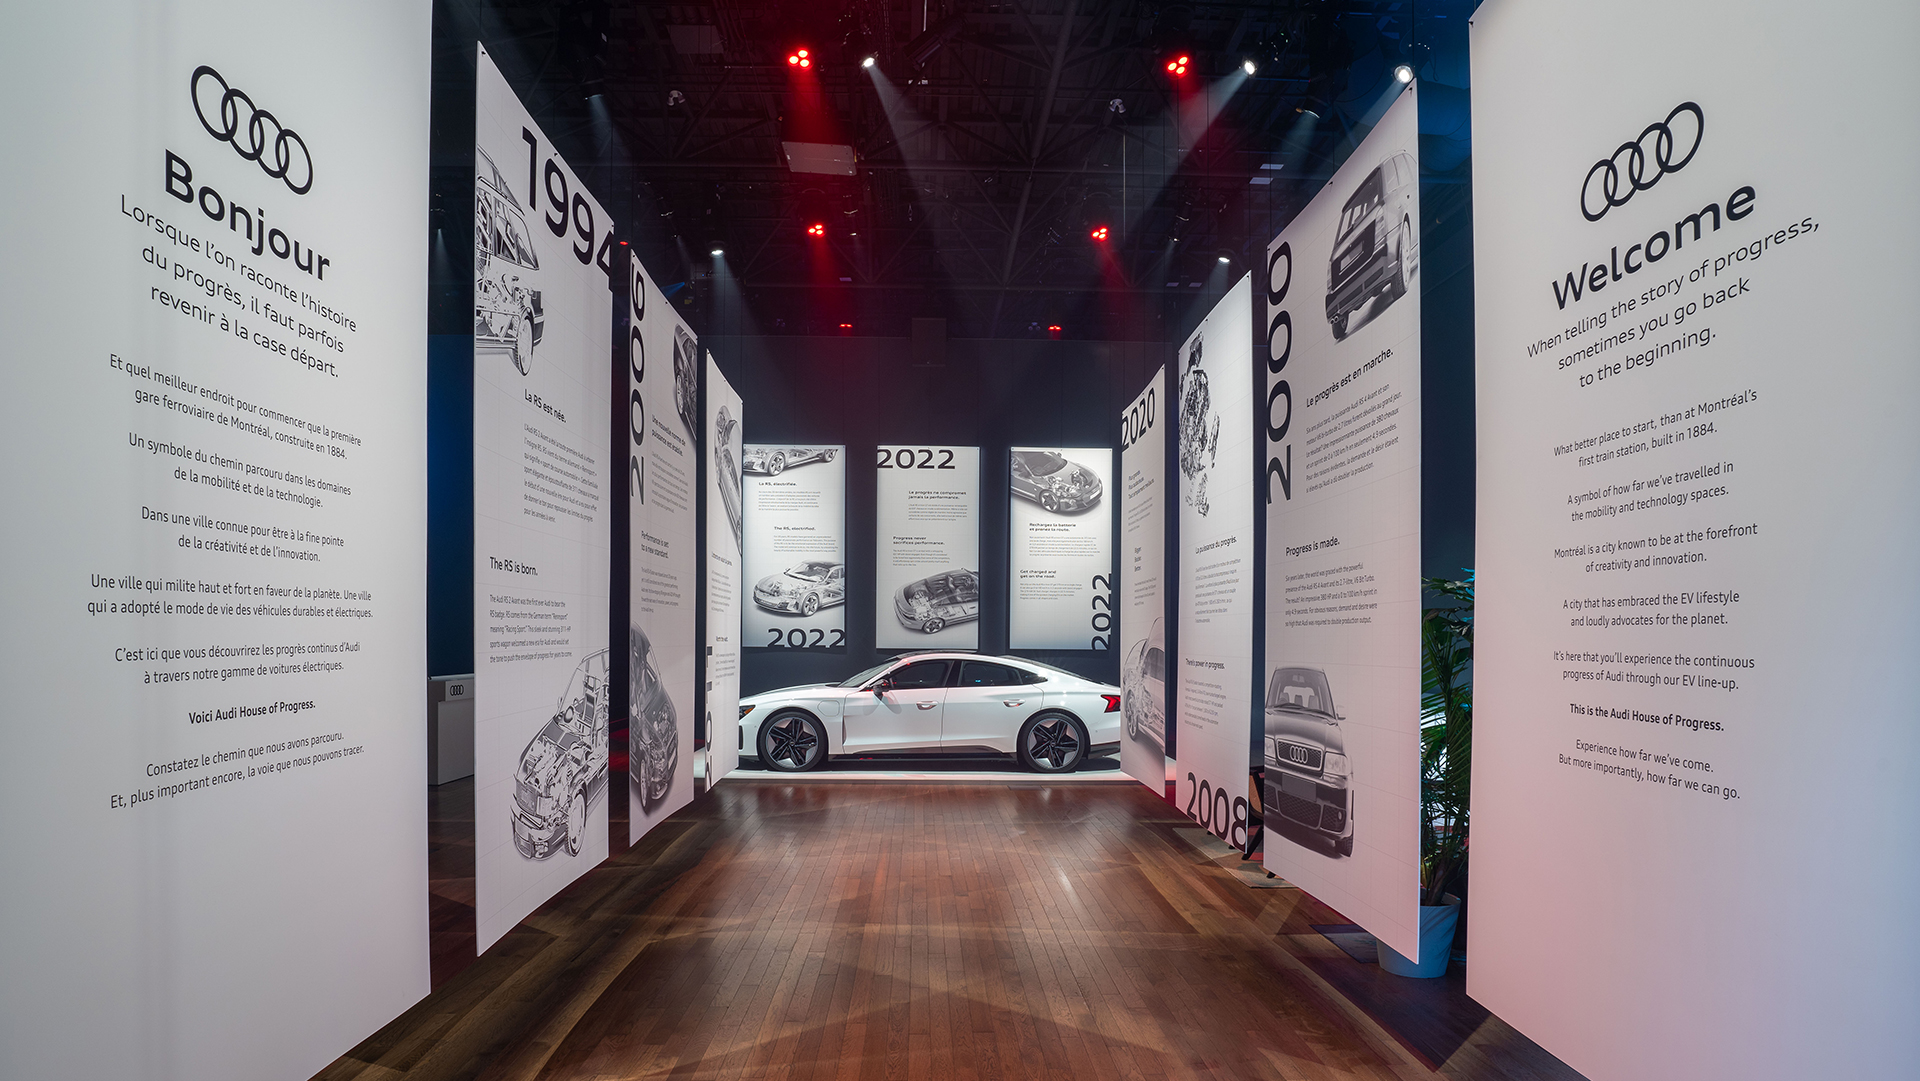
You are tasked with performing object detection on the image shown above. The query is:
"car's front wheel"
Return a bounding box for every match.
[1018,712,1088,773]
[513,314,534,374]
[800,592,820,616]
[1039,490,1060,512]
[758,711,826,771]
[564,789,585,856]
[922,616,946,634]
[769,452,787,475]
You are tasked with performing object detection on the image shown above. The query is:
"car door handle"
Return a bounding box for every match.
[1002,699,1024,707]
[917,701,938,710]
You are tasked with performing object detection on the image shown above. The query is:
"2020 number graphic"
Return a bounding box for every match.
[1185,771,1251,850]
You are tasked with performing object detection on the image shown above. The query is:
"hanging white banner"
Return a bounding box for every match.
[1119,370,1169,791]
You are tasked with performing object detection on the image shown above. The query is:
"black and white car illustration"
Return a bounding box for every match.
[474,149,544,375]
[1177,337,1221,516]
[713,405,743,555]
[1262,666,1355,857]
[1121,617,1166,752]
[741,445,838,475]
[1325,151,1418,341]
[629,625,679,811]
[1010,450,1103,513]
[893,569,979,634]
[753,561,846,616]
[672,325,700,444]
[740,653,1122,774]
[510,649,609,859]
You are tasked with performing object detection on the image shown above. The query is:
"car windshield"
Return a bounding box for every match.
[1267,668,1334,715]
[1019,452,1068,476]
[786,561,834,581]
[1337,170,1384,240]
[834,661,897,688]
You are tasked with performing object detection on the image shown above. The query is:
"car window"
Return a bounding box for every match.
[1146,647,1165,680]
[958,661,1021,687]
[888,660,950,689]
[1017,667,1049,685]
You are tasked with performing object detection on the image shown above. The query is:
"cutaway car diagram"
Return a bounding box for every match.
[1326,150,1418,341]
[510,649,609,859]
[893,569,979,634]
[1262,666,1355,857]
[1010,450,1104,513]
[713,405,743,555]
[739,652,1122,774]
[1122,617,1167,752]
[1178,337,1221,516]
[741,445,838,475]
[474,149,544,376]
[672,325,700,444]
[753,561,846,617]
[629,625,680,812]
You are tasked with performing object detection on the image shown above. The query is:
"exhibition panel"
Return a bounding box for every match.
[627,258,699,845]
[1119,370,1169,790]
[706,359,743,780]
[0,2,432,1078]
[744,444,849,650]
[1260,85,1424,962]
[1469,2,1920,1078]
[1174,277,1260,844]
[472,46,615,951]
[1008,448,1116,650]
[876,446,981,650]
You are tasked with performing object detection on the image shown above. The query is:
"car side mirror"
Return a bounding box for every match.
[871,678,892,697]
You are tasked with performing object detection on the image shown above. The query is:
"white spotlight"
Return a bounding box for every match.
[1218,255,1231,264]
[1242,58,1258,75]
[710,247,724,257]
[861,55,876,69]
[1394,64,1414,84]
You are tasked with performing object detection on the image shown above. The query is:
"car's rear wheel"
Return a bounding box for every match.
[800,592,820,616]
[758,711,826,771]
[1331,310,1350,340]
[565,789,585,856]
[922,616,946,634]
[823,449,837,461]
[769,452,787,475]
[1018,712,1088,773]
[513,314,534,374]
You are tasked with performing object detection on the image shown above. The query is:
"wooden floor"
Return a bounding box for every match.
[319,778,1581,1081]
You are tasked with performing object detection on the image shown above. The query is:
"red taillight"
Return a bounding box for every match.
[1102,694,1120,713]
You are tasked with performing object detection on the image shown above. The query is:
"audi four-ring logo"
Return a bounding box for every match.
[1579,102,1703,222]
[190,65,313,195]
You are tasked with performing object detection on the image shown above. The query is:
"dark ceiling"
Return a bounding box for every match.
[433,0,1474,340]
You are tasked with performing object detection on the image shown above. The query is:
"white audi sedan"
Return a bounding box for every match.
[739,653,1122,773]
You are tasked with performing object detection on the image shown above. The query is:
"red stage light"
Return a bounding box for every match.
[1048,325,1063,340]
[1165,54,1190,75]
[1089,225,1109,241]
[788,47,812,68]
[806,222,826,237]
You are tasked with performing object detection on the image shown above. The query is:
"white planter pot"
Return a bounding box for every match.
[1378,895,1460,978]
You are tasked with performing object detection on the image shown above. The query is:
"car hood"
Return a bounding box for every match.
[1265,707,1346,753]
[745,682,840,704]
[517,716,582,785]
[1037,465,1097,491]
[756,573,798,591]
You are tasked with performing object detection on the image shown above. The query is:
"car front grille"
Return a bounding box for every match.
[1273,740,1323,772]
[1274,790,1322,826]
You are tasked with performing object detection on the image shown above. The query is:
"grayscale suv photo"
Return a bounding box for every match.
[473,149,544,375]
[1325,150,1418,341]
[1262,665,1355,857]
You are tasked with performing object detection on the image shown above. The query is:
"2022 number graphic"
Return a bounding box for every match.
[1090,573,1113,650]
[763,627,848,650]
[1185,772,1252,850]
[876,447,956,469]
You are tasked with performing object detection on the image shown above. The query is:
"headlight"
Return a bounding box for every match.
[1264,736,1279,762]
[1322,752,1350,780]
[739,703,755,720]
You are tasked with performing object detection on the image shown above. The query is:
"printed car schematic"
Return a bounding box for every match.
[511,649,609,859]
[1177,336,1221,516]
[1262,666,1355,857]
[894,569,979,634]
[672,325,700,444]
[714,406,743,554]
[753,561,846,616]
[741,445,837,475]
[1122,617,1166,752]
[629,625,679,811]
[1326,151,1418,341]
[474,149,544,375]
[1010,450,1104,513]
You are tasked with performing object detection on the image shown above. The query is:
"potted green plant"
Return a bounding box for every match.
[1380,573,1474,978]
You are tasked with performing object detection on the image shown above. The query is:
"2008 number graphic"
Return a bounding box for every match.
[764,628,847,649]
[1186,772,1251,849]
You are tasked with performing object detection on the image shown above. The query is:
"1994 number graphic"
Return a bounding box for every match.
[1186,771,1251,849]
